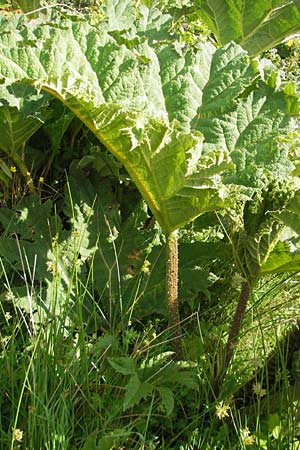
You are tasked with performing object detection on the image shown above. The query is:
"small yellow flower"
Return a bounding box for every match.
[46,260,57,274]
[4,311,12,321]
[39,176,44,183]
[240,427,255,446]
[244,435,255,446]
[252,382,267,397]
[5,291,15,301]
[10,166,17,173]
[141,259,151,274]
[215,401,230,419]
[12,428,23,442]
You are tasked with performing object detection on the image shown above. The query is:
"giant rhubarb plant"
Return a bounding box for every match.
[0,1,299,358]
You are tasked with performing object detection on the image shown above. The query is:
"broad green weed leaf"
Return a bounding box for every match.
[108,357,136,375]
[140,351,174,369]
[64,166,160,307]
[192,43,256,119]
[0,106,42,154]
[154,363,198,390]
[81,433,97,450]
[43,101,74,152]
[260,241,300,274]
[123,374,153,410]
[123,374,141,410]
[180,268,217,297]
[194,0,300,56]
[0,196,56,275]
[233,178,299,280]
[198,82,297,186]
[90,334,118,356]
[136,4,173,42]
[0,85,50,155]
[275,191,300,235]
[170,370,198,390]
[157,386,174,415]
[0,194,102,323]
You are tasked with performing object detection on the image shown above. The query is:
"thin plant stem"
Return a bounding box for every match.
[166,230,183,360]
[225,281,251,368]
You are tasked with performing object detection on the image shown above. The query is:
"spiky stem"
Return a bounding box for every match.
[225,281,251,368]
[166,230,183,360]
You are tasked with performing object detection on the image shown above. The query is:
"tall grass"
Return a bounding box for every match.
[1,203,300,449]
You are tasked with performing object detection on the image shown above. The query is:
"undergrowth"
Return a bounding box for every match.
[1,175,300,449]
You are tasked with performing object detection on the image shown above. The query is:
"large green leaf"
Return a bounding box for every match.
[233,178,299,281]
[260,241,300,274]
[0,85,49,154]
[43,100,74,153]
[0,9,297,232]
[0,106,41,154]
[194,0,300,56]
[275,191,300,236]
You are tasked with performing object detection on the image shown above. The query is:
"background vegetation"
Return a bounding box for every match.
[1,1,300,449]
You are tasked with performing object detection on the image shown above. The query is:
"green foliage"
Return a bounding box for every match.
[230,177,300,282]
[265,38,300,86]
[0,5,298,232]
[13,0,41,12]
[1,1,300,448]
[108,352,198,414]
[0,85,49,155]
[194,0,300,56]
[0,161,229,324]
[0,177,159,325]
